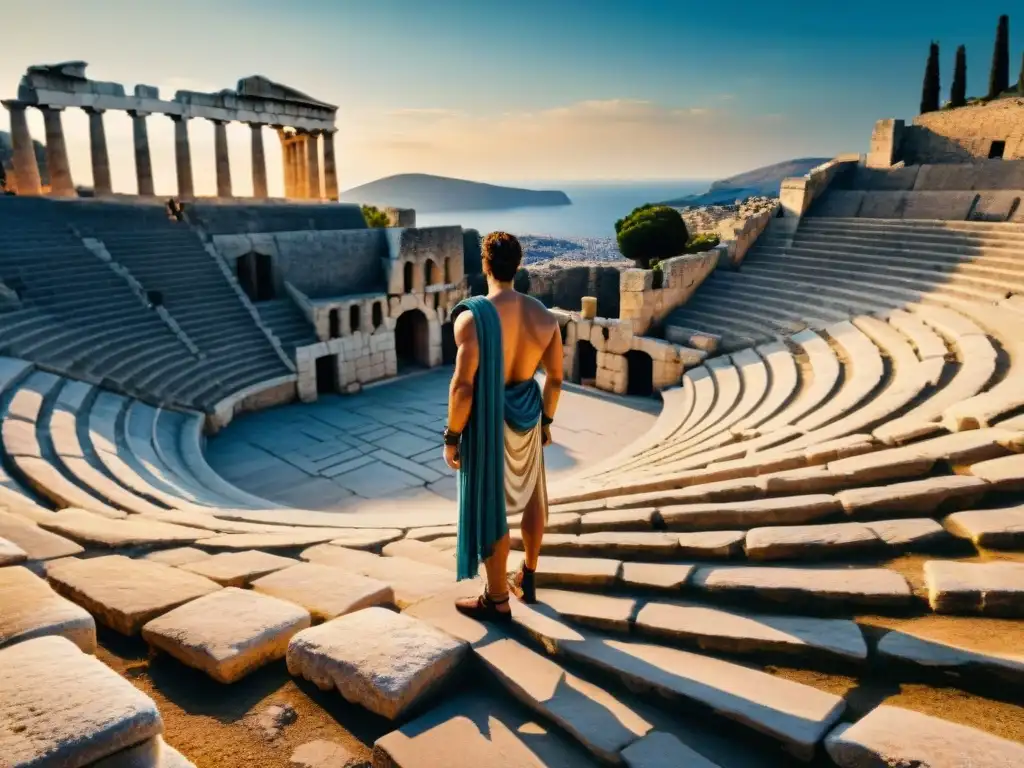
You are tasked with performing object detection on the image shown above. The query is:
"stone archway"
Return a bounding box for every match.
[395,309,430,368]
[575,340,597,384]
[236,252,275,301]
[625,350,653,396]
[403,261,414,293]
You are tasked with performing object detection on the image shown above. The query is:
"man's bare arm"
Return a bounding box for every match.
[447,312,479,433]
[540,319,563,423]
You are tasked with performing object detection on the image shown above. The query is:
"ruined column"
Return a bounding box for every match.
[293,136,309,199]
[212,119,232,198]
[249,123,268,198]
[278,129,295,198]
[2,101,41,196]
[305,131,321,199]
[40,107,74,196]
[322,129,339,201]
[84,107,112,196]
[129,111,154,196]
[172,116,194,199]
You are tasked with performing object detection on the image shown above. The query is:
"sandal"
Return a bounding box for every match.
[507,562,537,604]
[454,592,513,624]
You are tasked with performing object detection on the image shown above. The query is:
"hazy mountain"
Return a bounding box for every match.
[661,157,830,206]
[0,131,50,186]
[340,173,571,213]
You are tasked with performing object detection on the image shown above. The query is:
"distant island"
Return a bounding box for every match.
[660,157,830,207]
[340,173,571,213]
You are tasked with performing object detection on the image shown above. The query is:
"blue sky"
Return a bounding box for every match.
[2,1,1019,194]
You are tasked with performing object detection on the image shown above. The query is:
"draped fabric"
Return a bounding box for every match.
[454,297,544,580]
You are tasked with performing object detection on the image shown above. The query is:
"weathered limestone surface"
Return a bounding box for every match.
[90,736,197,768]
[289,739,362,768]
[477,636,654,762]
[659,495,841,531]
[535,555,622,587]
[621,731,721,768]
[943,505,1024,549]
[47,555,223,635]
[864,518,950,549]
[634,600,867,662]
[0,510,84,561]
[142,547,212,567]
[0,635,163,767]
[744,523,882,561]
[578,508,657,532]
[381,539,455,571]
[536,589,636,632]
[825,705,1024,768]
[535,532,679,558]
[620,562,694,590]
[179,550,296,587]
[252,563,394,622]
[37,509,208,548]
[301,545,455,608]
[0,535,28,565]
[142,587,311,683]
[286,607,468,720]
[0,565,96,653]
[966,454,1024,491]
[877,629,1024,685]
[195,529,345,551]
[327,528,404,552]
[835,475,988,517]
[694,566,913,608]
[371,691,600,768]
[924,561,1024,616]
[676,531,745,558]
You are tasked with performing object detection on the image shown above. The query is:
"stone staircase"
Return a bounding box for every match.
[255,297,319,356]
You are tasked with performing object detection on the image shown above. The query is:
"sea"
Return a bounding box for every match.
[414,180,711,239]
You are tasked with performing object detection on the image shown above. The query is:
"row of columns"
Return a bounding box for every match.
[2,100,339,201]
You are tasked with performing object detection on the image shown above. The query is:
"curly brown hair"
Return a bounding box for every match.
[482,231,522,282]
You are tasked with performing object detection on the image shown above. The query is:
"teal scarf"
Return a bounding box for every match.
[454,296,543,581]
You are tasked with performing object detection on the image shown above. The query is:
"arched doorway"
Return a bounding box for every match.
[441,321,456,364]
[395,309,430,369]
[372,301,384,328]
[315,354,338,394]
[349,305,361,333]
[625,351,653,396]
[236,252,275,301]
[403,261,414,293]
[329,309,341,339]
[575,340,597,384]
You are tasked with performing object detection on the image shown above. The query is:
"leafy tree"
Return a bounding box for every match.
[685,232,721,253]
[950,45,967,107]
[988,15,1010,98]
[360,204,390,228]
[615,204,689,269]
[920,42,941,114]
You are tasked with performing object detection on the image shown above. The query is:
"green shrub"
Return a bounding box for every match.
[361,204,390,228]
[685,232,720,253]
[615,204,689,269]
[650,260,664,289]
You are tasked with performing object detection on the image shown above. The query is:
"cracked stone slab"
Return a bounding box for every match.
[864,518,951,550]
[534,555,622,587]
[621,731,721,768]
[47,555,223,635]
[382,539,455,571]
[90,736,197,768]
[694,566,913,608]
[659,495,841,531]
[0,510,83,562]
[944,505,1024,549]
[36,509,209,548]
[536,589,637,632]
[966,453,1024,491]
[0,565,96,653]
[531,532,680,558]
[578,508,657,532]
[476,637,652,762]
[289,739,362,768]
[744,523,882,561]
[178,550,297,587]
[141,547,213,567]
[620,562,694,590]
[825,705,1024,768]
[301,545,454,609]
[676,530,745,558]
[876,628,1024,685]
[924,560,1024,617]
[287,606,468,720]
[327,528,404,552]
[0,635,163,767]
[142,587,311,683]
[194,529,348,551]
[835,475,989,518]
[252,563,394,622]
[634,600,867,662]
[0,535,28,566]
[403,525,458,542]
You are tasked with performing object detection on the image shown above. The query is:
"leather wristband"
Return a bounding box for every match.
[443,427,462,446]
[541,414,554,427]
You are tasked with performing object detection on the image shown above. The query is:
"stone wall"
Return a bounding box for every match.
[713,202,781,270]
[618,250,719,336]
[901,99,1024,164]
[383,226,465,295]
[555,312,706,396]
[779,156,861,219]
[527,265,622,318]
[208,375,298,432]
[385,207,416,228]
[295,331,398,401]
[212,229,387,298]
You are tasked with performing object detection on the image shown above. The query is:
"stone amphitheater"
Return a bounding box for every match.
[2,65,1024,768]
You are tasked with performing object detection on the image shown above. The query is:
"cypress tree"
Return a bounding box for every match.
[987,14,1009,98]
[950,45,967,107]
[921,42,941,114]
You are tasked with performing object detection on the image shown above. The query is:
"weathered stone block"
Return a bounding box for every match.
[0,565,96,653]
[252,563,394,622]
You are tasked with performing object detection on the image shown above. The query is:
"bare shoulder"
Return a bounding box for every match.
[453,309,477,345]
[521,294,559,330]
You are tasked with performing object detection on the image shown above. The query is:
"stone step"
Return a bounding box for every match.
[924,560,1024,617]
[875,622,1024,686]
[942,505,1024,550]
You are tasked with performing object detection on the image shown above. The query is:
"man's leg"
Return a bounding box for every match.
[519,484,546,571]
[455,531,512,618]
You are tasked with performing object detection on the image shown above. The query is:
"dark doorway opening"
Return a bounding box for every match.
[441,322,457,364]
[576,340,597,384]
[349,305,361,333]
[315,355,338,394]
[395,309,430,368]
[372,302,383,328]
[329,309,340,339]
[625,351,654,396]
[236,252,275,301]
[403,261,414,293]
[989,140,1006,159]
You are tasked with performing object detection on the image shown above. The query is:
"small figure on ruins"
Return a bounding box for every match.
[443,232,564,621]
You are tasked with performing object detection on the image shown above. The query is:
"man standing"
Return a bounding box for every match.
[442,232,563,621]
